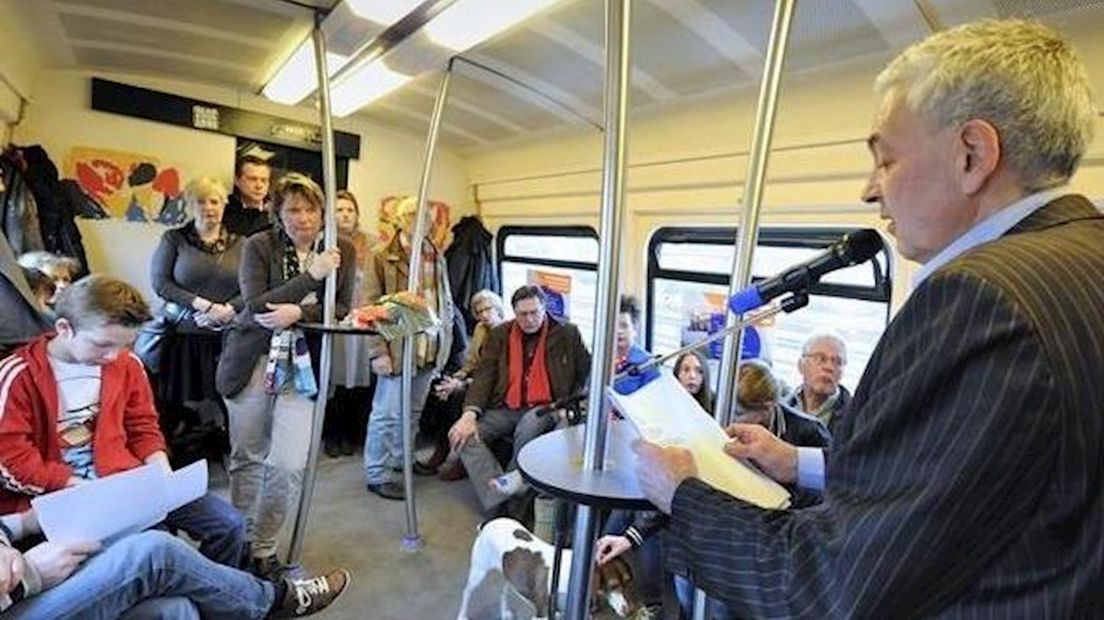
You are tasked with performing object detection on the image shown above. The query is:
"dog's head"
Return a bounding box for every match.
[593,556,638,617]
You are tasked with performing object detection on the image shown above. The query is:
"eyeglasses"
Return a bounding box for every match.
[803,352,846,367]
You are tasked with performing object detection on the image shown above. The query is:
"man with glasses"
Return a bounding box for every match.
[448,285,590,516]
[784,333,850,431]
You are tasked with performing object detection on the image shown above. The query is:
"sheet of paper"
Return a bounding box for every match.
[164,460,208,510]
[608,373,791,510]
[32,460,210,543]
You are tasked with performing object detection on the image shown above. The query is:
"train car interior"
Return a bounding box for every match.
[0,0,1101,618]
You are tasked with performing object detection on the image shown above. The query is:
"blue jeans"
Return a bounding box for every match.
[8,531,276,620]
[363,370,433,485]
[164,492,247,568]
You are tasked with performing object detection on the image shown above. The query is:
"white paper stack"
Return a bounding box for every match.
[608,373,791,510]
[32,460,209,543]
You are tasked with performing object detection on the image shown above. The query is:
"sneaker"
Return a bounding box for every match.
[412,461,437,476]
[489,471,526,496]
[366,481,405,500]
[323,440,341,458]
[272,570,351,617]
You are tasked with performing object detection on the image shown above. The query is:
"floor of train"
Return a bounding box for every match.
[208,449,635,620]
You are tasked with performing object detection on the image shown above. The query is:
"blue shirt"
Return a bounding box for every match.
[797,188,1064,492]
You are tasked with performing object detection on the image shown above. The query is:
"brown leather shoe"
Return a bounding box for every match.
[438,461,467,481]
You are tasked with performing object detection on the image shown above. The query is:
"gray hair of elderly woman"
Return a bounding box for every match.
[874,19,1096,192]
[469,289,505,318]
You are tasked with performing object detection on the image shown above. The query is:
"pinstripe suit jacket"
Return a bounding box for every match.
[665,195,1104,618]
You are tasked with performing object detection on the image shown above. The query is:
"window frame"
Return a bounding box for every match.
[644,226,893,350]
[495,225,600,289]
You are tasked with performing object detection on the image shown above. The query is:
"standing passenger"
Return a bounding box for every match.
[217,174,354,578]
[323,190,375,457]
[149,177,242,460]
[362,200,455,500]
[222,155,273,237]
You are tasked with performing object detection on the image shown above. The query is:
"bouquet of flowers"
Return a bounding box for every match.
[346,291,439,340]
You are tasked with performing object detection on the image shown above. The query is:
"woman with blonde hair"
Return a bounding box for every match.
[216,173,355,578]
[148,177,243,455]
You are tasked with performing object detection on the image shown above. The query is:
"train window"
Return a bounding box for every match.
[647,227,892,394]
[496,226,600,348]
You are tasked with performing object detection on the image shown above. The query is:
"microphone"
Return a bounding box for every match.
[729,229,882,314]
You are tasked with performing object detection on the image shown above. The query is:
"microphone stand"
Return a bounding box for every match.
[617,291,809,381]
[531,292,811,419]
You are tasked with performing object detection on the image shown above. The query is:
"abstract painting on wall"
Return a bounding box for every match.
[378,195,451,249]
[63,146,188,225]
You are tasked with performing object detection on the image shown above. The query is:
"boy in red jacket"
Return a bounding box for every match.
[0,275,246,568]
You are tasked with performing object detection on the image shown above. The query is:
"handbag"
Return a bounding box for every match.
[133,301,191,373]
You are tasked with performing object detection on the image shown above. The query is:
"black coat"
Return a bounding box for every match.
[445,216,497,332]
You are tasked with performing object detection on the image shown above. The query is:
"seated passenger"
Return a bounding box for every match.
[448,285,590,515]
[0,275,247,569]
[673,350,713,413]
[734,359,832,461]
[17,251,80,307]
[0,510,348,618]
[19,268,55,313]
[783,333,850,431]
[420,289,506,480]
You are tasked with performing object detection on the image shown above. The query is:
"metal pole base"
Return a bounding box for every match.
[401,534,424,553]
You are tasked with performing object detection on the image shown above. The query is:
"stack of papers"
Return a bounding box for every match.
[31,460,208,543]
[607,373,791,510]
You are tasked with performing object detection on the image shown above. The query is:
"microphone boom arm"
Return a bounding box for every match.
[616,291,809,381]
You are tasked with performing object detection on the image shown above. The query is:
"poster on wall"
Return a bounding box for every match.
[378,195,451,249]
[64,147,187,225]
[527,269,572,321]
[680,289,774,363]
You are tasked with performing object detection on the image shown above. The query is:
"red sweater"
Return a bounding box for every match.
[0,335,167,513]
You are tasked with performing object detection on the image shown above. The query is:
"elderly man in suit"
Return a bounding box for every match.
[635,19,1103,617]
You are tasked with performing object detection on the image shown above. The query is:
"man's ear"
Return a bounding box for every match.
[958,119,1002,195]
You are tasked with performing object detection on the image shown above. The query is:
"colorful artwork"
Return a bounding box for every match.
[64,147,187,224]
[378,195,451,249]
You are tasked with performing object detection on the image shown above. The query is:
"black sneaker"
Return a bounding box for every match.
[272,570,351,617]
[366,481,405,500]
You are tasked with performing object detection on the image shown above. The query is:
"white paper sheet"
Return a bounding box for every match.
[32,460,209,543]
[608,374,791,510]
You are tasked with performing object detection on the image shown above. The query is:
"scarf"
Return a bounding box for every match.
[262,228,318,397]
[505,319,552,410]
[181,221,237,254]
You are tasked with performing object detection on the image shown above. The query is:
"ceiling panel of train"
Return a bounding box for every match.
[16,0,1104,152]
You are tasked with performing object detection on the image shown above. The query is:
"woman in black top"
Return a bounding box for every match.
[149,177,243,452]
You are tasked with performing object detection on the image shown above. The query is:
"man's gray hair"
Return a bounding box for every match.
[874,19,1096,192]
[802,333,846,359]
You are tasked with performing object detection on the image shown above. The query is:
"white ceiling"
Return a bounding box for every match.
[13,0,1104,153]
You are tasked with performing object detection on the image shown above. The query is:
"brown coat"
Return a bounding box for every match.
[362,234,454,372]
[463,317,591,414]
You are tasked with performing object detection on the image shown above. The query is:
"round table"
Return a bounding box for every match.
[518,420,653,512]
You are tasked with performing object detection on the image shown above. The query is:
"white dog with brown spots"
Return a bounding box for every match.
[457,517,640,619]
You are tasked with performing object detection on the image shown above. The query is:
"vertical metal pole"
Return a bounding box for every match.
[565,0,632,617]
[692,0,797,617]
[398,62,453,551]
[289,16,339,563]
